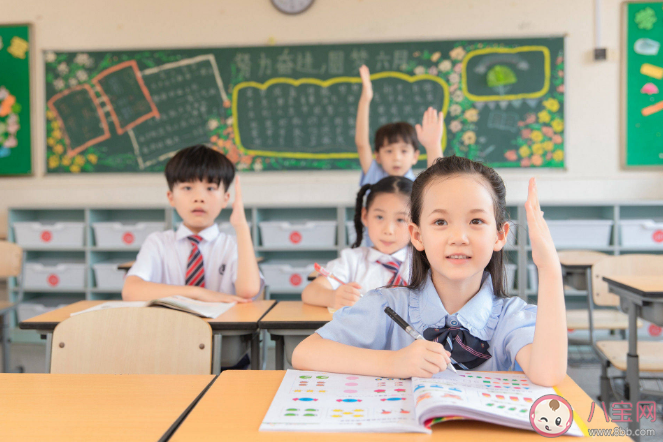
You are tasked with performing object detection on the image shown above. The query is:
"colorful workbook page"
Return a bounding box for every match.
[260,370,425,433]
[261,370,585,435]
[414,370,583,436]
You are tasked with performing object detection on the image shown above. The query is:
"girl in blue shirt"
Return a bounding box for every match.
[293,156,567,386]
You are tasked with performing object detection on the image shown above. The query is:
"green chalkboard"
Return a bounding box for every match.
[44,37,564,173]
[0,24,31,175]
[625,2,663,167]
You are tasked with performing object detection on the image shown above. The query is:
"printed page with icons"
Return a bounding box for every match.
[413,370,583,436]
[260,370,426,433]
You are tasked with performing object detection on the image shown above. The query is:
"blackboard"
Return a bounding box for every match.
[0,24,31,175]
[625,2,663,167]
[44,37,564,173]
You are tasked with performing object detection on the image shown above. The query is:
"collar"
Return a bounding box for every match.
[366,246,409,264]
[176,223,220,242]
[408,271,503,341]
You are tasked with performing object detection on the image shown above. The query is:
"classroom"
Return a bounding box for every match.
[1,0,662,440]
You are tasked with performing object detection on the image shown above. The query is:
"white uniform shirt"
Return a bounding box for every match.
[128,223,264,297]
[324,246,410,292]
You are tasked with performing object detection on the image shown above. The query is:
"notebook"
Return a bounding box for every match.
[71,296,236,319]
[260,369,585,435]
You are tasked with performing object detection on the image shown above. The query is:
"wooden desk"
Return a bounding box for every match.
[259,301,332,370]
[170,370,626,442]
[0,373,213,442]
[603,275,663,440]
[19,300,276,374]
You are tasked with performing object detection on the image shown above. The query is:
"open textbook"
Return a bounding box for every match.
[260,369,585,435]
[71,296,235,319]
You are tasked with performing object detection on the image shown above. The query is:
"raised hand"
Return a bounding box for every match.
[359,65,373,101]
[415,107,445,153]
[229,176,248,230]
[525,178,559,271]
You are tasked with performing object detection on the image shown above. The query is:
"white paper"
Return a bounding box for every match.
[71,301,148,316]
[152,296,235,318]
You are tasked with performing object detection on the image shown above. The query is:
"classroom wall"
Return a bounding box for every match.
[1,0,661,237]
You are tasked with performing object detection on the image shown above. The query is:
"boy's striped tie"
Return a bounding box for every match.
[185,235,205,287]
[378,259,407,287]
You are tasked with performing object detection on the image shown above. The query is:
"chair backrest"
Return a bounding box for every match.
[50,307,213,374]
[592,254,663,307]
[557,250,608,267]
[0,241,23,278]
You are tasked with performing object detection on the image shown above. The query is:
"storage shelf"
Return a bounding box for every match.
[21,247,86,252]
[20,288,87,293]
[8,201,663,325]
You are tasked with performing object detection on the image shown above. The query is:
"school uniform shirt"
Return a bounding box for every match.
[128,223,265,297]
[359,159,415,187]
[324,246,411,292]
[316,271,537,371]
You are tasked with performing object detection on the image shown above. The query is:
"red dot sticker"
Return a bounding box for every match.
[47,274,59,287]
[41,231,52,242]
[289,231,302,244]
[290,274,303,286]
[122,232,135,245]
[653,230,663,243]
[649,324,662,337]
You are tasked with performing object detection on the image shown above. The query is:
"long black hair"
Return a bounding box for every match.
[352,176,414,248]
[408,155,510,298]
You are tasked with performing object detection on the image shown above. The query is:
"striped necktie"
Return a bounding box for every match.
[185,235,205,287]
[378,259,406,287]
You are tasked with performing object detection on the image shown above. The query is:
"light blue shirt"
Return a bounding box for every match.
[316,272,537,372]
[359,159,416,187]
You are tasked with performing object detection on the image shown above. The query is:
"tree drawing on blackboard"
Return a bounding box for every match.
[0,87,21,160]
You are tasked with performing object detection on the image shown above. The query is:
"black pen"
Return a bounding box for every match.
[384,306,457,373]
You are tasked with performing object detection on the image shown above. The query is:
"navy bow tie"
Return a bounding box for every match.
[423,325,492,370]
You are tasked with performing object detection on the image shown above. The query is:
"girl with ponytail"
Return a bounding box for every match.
[302,176,413,311]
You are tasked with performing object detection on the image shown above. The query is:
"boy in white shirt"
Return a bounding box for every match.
[123,144,264,368]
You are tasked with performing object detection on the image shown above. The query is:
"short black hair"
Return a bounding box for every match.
[374,122,420,152]
[165,145,235,191]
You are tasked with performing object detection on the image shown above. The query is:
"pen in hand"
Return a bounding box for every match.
[384,306,457,374]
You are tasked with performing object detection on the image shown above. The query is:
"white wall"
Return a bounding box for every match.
[1,0,661,237]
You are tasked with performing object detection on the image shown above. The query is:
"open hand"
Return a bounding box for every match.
[359,65,373,100]
[229,176,249,230]
[415,107,445,153]
[525,178,559,272]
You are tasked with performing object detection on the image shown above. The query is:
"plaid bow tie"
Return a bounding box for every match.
[423,325,492,370]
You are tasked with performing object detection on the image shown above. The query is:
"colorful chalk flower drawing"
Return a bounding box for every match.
[45,39,563,173]
[0,87,21,159]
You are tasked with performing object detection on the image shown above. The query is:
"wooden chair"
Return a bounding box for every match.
[590,254,663,405]
[0,241,24,373]
[559,251,637,345]
[50,307,213,374]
